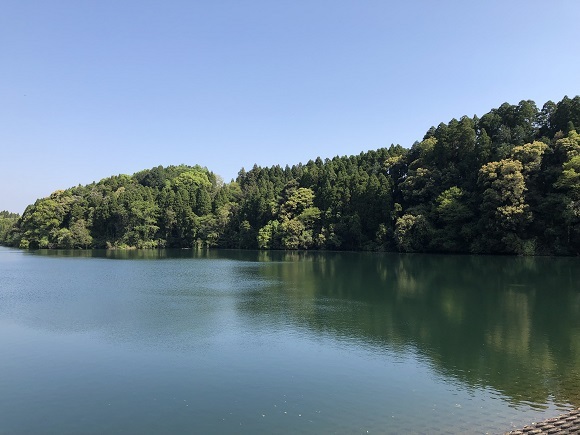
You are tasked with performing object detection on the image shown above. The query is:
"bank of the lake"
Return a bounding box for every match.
[507,408,580,434]
[1,247,579,434]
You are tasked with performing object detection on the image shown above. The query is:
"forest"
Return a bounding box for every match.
[2,95,580,255]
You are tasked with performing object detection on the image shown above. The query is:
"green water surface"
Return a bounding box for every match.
[0,247,579,434]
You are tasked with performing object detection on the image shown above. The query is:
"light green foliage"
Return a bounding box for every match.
[555,130,580,162]
[0,211,19,244]
[69,219,93,248]
[125,199,160,247]
[278,187,315,220]
[432,186,473,252]
[281,219,307,249]
[556,155,580,192]
[511,141,548,174]
[258,186,321,250]
[415,137,437,162]
[172,168,212,190]
[476,159,534,254]
[18,192,72,248]
[394,214,431,252]
[435,187,470,223]
[556,155,580,194]
[553,153,580,248]
[298,206,321,226]
[70,220,96,248]
[257,221,274,249]
[479,159,529,231]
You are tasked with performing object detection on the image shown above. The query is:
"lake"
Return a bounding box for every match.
[0,247,579,434]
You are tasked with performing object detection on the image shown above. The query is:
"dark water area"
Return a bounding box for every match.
[1,247,579,433]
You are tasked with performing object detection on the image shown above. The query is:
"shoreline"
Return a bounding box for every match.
[506,408,580,434]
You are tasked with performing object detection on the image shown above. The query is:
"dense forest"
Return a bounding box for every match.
[2,95,580,255]
[0,211,19,244]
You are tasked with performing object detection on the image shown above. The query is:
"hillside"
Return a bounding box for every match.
[3,96,580,255]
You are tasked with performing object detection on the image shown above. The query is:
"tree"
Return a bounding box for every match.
[0,211,19,245]
[476,159,531,253]
[432,186,473,252]
[511,141,548,174]
[7,95,580,256]
[554,154,580,252]
[394,214,432,252]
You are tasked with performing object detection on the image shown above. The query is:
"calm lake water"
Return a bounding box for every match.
[0,247,579,434]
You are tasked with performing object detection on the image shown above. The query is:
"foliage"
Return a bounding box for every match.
[0,210,20,245]
[4,96,580,254]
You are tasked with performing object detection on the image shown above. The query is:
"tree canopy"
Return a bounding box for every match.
[3,95,580,255]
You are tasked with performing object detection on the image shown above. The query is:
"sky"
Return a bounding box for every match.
[2,1,580,214]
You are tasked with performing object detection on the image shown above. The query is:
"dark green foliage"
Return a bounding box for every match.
[4,96,580,255]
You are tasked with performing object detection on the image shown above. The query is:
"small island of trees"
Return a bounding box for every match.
[2,95,580,255]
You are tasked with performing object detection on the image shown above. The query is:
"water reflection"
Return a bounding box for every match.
[5,248,580,412]
[28,247,276,261]
[238,252,580,409]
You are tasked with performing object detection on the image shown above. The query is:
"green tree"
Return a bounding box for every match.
[432,187,473,252]
[394,214,432,252]
[476,159,530,253]
[0,211,19,244]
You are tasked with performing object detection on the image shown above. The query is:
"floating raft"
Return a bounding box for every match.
[506,408,580,434]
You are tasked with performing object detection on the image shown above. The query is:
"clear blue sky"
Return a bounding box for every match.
[2,0,579,213]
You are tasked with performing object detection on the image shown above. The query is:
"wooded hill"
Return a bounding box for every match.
[3,96,580,255]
